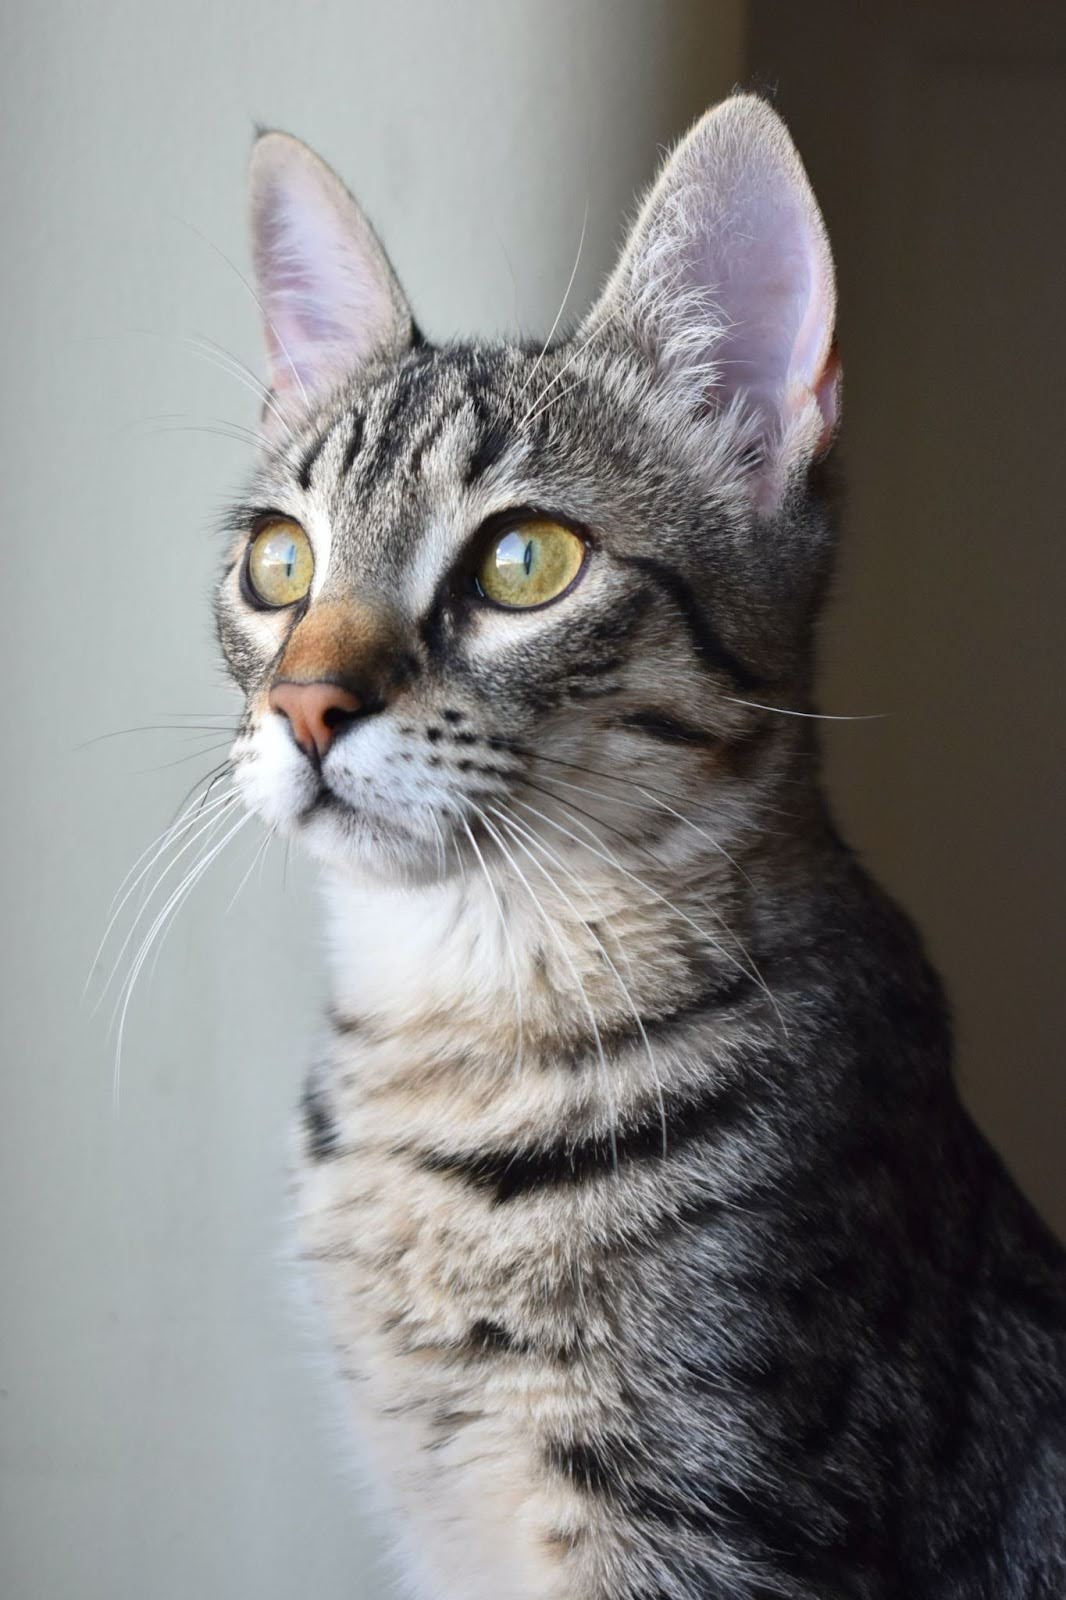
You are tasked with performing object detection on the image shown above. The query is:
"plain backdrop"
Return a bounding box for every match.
[3,4,1065,1599]
[0,4,743,1598]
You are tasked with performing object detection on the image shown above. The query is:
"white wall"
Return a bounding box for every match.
[0,5,745,1597]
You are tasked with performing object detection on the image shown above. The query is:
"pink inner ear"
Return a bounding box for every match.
[259,196,359,395]
[251,137,406,409]
[691,177,835,449]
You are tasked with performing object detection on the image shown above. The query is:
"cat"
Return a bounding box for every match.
[217,95,1066,1599]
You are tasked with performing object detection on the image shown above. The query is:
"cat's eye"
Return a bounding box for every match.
[245,519,314,609]
[475,518,586,610]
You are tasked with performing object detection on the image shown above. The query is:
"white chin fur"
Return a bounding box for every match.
[234,713,320,830]
[234,712,454,882]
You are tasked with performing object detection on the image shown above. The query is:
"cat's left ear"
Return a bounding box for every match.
[582,95,840,514]
[249,131,415,423]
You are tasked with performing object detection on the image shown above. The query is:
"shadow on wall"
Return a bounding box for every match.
[747,0,1066,1235]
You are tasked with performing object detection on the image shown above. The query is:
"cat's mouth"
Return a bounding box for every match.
[300,783,345,822]
[298,778,429,851]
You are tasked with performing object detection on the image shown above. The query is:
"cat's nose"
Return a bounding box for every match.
[268,680,363,761]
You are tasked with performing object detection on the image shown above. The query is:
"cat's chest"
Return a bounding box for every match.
[293,1051,598,1363]
[291,1080,619,1600]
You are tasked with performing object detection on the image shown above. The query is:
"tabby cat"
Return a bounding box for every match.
[217,95,1066,1599]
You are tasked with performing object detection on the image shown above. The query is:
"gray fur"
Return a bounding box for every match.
[215,97,1066,1599]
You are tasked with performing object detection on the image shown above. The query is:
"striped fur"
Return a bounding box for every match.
[215,99,1066,1598]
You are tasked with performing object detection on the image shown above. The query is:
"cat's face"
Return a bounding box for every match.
[219,100,839,884]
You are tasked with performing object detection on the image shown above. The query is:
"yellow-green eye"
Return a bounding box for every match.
[246,519,314,608]
[476,519,586,610]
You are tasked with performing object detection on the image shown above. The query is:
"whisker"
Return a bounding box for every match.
[96,782,238,942]
[76,722,238,751]
[111,808,251,1107]
[511,794,788,1041]
[225,824,275,915]
[130,740,235,776]
[517,316,608,431]
[521,772,770,1016]
[511,203,588,420]
[180,334,292,434]
[524,748,746,829]
[460,816,524,1073]
[523,371,591,431]
[722,696,885,722]
[168,759,234,830]
[134,420,266,450]
[491,804,667,1157]
[93,792,240,1011]
[170,211,310,414]
[472,806,619,1172]
[524,765,755,888]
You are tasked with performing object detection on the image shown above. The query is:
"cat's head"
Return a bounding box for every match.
[218,95,840,884]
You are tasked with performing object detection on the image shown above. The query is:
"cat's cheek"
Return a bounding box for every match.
[234,715,319,830]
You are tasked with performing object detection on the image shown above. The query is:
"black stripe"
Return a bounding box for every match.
[544,1436,633,1494]
[465,394,511,483]
[301,1081,340,1162]
[427,1407,484,1450]
[617,555,764,691]
[408,412,449,479]
[554,971,757,1069]
[408,1074,754,1203]
[340,412,364,475]
[363,355,435,487]
[467,1318,521,1354]
[616,708,718,747]
[329,1007,369,1038]
[396,1318,581,1365]
[296,429,328,492]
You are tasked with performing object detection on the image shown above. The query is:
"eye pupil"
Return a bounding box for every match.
[477,518,585,610]
[246,520,314,608]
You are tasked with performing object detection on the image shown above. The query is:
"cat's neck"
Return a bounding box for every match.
[318,831,755,1049]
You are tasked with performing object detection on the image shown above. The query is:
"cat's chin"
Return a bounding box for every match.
[295,791,456,888]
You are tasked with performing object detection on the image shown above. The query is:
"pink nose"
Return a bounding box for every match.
[268,680,362,761]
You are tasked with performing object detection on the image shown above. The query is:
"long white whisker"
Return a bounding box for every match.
[112,810,251,1108]
[722,696,885,722]
[523,372,591,431]
[511,794,788,1040]
[489,801,639,989]
[518,316,608,430]
[527,766,754,888]
[526,748,750,830]
[103,779,235,916]
[460,816,524,1073]
[179,335,292,435]
[473,808,619,1171]
[87,788,239,999]
[428,811,448,880]
[171,214,310,414]
[225,825,275,916]
[512,203,588,414]
[94,794,240,1012]
[121,800,243,997]
[135,419,266,450]
[491,805,667,1158]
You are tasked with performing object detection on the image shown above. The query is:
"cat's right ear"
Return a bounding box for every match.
[249,131,415,425]
[580,96,839,515]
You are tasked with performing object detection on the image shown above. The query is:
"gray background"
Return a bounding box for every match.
[1,3,1062,1598]
[0,3,743,1597]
